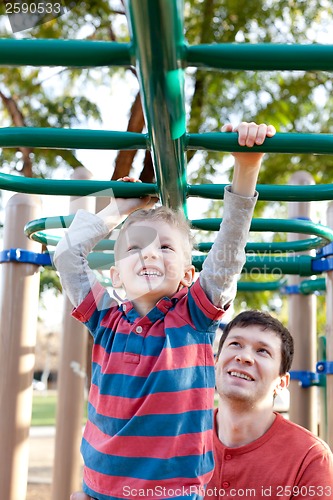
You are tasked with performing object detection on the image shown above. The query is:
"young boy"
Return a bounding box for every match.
[54,122,276,500]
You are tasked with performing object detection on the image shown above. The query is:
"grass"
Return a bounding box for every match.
[31,392,87,426]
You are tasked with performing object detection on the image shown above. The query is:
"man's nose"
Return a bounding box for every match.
[235,350,254,365]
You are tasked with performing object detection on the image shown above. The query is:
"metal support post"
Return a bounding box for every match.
[0,194,42,500]
[51,168,94,499]
[287,171,318,433]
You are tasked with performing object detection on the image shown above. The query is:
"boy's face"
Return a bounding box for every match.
[110,220,195,312]
[215,325,289,408]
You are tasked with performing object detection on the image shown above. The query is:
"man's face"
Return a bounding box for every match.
[110,220,194,308]
[215,325,288,407]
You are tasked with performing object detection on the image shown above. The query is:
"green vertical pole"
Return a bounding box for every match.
[125,0,187,213]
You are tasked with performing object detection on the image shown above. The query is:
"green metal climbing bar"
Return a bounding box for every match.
[3,174,333,202]
[0,128,148,150]
[185,44,333,71]
[0,39,131,67]
[1,128,333,154]
[2,39,333,72]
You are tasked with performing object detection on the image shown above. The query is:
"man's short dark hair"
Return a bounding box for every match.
[217,310,294,375]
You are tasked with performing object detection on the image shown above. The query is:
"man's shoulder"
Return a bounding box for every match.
[277,413,331,452]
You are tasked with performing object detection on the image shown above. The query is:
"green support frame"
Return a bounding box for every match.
[1,0,333,273]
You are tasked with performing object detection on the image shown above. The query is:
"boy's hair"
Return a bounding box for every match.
[114,206,194,264]
[217,310,294,375]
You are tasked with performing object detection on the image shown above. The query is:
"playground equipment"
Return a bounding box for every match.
[1,0,333,498]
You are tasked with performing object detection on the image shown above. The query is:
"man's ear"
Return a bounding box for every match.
[110,265,122,288]
[274,372,290,396]
[180,265,195,287]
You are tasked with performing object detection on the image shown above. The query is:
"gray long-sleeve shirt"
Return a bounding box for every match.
[53,186,257,311]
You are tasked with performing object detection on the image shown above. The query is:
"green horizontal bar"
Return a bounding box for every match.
[188,183,333,202]
[2,40,333,72]
[186,44,333,71]
[299,278,326,294]
[97,276,289,292]
[0,39,132,67]
[193,254,315,276]
[48,250,315,275]
[191,218,333,246]
[0,128,148,150]
[2,170,333,201]
[237,279,287,292]
[187,132,333,154]
[2,129,332,154]
[4,176,157,197]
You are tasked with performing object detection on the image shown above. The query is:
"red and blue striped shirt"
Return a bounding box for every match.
[72,277,225,499]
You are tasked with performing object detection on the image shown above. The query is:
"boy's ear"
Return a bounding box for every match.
[110,265,122,288]
[180,265,195,288]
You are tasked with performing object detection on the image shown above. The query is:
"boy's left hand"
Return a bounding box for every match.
[222,122,276,167]
[223,121,276,197]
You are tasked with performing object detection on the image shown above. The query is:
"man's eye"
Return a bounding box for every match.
[229,341,240,347]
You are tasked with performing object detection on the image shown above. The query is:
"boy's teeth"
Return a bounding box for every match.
[139,270,162,276]
[230,371,253,381]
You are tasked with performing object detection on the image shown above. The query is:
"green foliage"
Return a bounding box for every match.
[39,268,62,295]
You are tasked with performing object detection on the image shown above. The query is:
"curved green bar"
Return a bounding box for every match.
[197,237,325,253]
[26,214,333,257]
[191,218,333,247]
[125,0,188,211]
[0,39,131,67]
[0,128,148,150]
[187,132,333,154]
[31,232,324,252]
[188,183,333,202]
[186,44,333,71]
[4,176,157,197]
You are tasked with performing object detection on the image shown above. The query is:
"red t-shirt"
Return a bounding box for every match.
[205,409,333,499]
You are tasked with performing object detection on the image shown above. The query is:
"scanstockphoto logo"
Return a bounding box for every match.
[5,0,77,33]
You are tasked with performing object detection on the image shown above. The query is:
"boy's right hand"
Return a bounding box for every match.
[115,176,158,216]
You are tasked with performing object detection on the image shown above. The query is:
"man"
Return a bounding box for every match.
[206,310,333,499]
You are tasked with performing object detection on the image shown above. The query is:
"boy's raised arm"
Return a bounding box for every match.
[53,177,156,308]
[199,122,276,310]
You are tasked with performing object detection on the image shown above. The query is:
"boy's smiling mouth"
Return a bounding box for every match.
[138,267,163,277]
